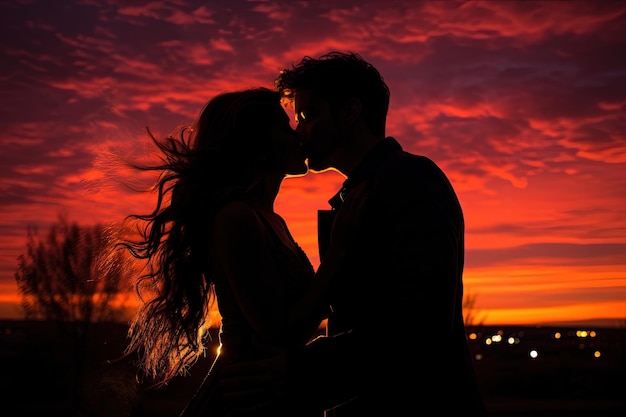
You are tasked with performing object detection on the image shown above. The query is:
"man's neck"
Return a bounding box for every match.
[339,135,385,178]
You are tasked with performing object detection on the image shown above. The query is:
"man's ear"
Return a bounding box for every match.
[342,97,362,125]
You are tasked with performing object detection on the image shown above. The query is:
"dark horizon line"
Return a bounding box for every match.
[1,317,624,329]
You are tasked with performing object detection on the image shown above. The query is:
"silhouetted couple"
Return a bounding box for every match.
[122,52,488,416]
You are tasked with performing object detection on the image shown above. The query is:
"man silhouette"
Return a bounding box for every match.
[224,51,488,416]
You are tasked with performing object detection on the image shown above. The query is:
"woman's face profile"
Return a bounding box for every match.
[270,106,308,177]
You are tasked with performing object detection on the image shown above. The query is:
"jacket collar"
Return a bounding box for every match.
[329,137,402,209]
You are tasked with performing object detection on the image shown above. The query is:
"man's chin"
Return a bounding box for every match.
[307,164,341,175]
[305,157,327,173]
[305,156,342,175]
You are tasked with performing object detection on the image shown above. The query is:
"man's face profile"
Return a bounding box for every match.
[294,89,341,173]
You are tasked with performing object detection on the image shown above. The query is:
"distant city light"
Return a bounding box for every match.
[576,330,597,338]
[466,325,615,365]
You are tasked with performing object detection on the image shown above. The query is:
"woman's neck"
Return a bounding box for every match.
[250,173,283,213]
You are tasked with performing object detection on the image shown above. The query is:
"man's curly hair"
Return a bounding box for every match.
[275,51,390,137]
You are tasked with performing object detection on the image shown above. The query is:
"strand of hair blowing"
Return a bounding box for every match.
[121,88,281,387]
[121,128,214,387]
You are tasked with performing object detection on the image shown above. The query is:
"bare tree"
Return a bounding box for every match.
[14,213,138,415]
[15,212,132,323]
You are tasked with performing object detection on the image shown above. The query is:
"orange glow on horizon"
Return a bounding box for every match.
[2,283,624,328]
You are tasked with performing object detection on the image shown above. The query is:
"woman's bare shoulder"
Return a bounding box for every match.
[212,199,264,239]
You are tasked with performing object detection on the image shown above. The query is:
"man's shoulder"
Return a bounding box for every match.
[379,138,433,164]
[379,148,438,177]
[370,148,455,199]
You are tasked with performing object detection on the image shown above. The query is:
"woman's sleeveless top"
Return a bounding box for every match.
[211,206,315,359]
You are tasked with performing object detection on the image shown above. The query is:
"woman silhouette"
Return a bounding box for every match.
[120,88,332,416]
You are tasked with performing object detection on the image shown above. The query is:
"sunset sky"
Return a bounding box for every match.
[1,0,625,326]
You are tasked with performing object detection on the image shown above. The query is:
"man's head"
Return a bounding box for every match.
[275,51,390,175]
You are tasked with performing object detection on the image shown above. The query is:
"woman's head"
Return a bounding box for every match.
[191,87,307,183]
[122,88,307,386]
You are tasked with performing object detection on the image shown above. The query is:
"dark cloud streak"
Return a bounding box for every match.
[466,242,626,268]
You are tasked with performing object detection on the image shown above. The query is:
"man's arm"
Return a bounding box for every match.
[286,331,361,411]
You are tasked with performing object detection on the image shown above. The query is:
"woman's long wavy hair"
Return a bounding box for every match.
[121,88,283,387]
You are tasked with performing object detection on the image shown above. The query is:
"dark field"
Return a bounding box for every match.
[1,320,624,417]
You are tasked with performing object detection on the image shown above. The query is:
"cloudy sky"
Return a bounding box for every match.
[1,0,625,326]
